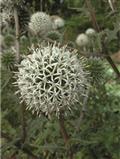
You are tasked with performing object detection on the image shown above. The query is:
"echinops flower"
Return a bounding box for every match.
[51,15,65,29]
[85,28,96,36]
[76,33,89,47]
[29,12,52,36]
[14,43,88,118]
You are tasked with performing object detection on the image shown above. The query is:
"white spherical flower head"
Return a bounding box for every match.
[85,28,96,36]
[76,33,89,47]
[51,16,65,30]
[14,43,88,117]
[29,12,52,36]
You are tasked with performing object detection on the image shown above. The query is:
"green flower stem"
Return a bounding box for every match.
[59,113,74,159]
[85,0,120,78]
[14,7,20,63]
[14,6,27,143]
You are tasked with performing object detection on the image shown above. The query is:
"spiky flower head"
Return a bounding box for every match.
[29,12,52,36]
[2,50,15,70]
[14,43,88,118]
[51,15,65,30]
[76,33,89,47]
[85,28,96,36]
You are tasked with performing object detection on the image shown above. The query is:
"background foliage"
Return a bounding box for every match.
[1,0,120,159]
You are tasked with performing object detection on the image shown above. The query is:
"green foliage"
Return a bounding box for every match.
[1,0,120,159]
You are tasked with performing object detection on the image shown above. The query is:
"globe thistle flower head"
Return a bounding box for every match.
[14,43,88,118]
[85,28,96,36]
[76,33,89,47]
[51,15,65,30]
[29,12,53,36]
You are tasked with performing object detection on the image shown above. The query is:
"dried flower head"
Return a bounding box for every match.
[14,43,88,118]
[51,15,65,30]
[85,28,96,36]
[76,33,89,47]
[29,12,52,36]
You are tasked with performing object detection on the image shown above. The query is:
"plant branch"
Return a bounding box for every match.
[77,89,90,131]
[85,0,120,78]
[20,102,27,143]
[59,113,74,159]
[59,113,69,145]
[14,6,27,143]
[14,7,20,63]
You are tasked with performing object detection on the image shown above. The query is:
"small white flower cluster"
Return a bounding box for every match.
[14,43,88,118]
[51,15,65,30]
[76,28,96,47]
[29,12,53,36]
[85,28,96,36]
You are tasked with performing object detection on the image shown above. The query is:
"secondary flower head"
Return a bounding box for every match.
[14,43,88,118]
[76,33,89,47]
[29,12,52,36]
[85,28,96,36]
[51,15,65,30]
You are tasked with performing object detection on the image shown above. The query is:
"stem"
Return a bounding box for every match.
[85,0,100,32]
[77,89,90,131]
[14,7,20,63]
[21,103,27,143]
[108,0,115,12]
[59,113,73,159]
[59,113,69,144]
[40,0,43,11]
[14,6,27,143]
[101,40,120,78]
[85,0,120,78]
